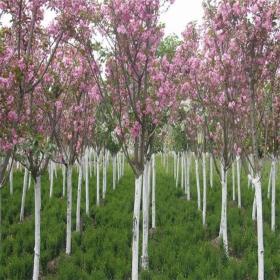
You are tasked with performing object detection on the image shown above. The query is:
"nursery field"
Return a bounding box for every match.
[0,158,280,280]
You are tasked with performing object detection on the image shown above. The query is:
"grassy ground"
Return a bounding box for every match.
[0,157,280,279]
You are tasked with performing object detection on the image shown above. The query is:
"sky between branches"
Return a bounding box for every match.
[0,0,204,37]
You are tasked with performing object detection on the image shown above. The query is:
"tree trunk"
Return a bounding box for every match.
[232,161,235,201]
[62,165,66,197]
[85,151,90,216]
[20,167,29,222]
[152,154,156,229]
[66,165,73,255]
[49,161,54,198]
[252,175,264,280]
[267,162,272,199]
[195,157,201,210]
[141,163,149,270]
[202,153,207,226]
[219,163,228,255]
[132,175,142,280]
[271,157,276,232]
[176,154,179,188]
[237,156,241,208]
[9,162,13,195]
[102,153,107,200]
[76,162,83,232]
[96,154,100,206]
[181,153,184,190]
[32,175,41,280]
[113,155,116,190]
[186,152,190,200]
[210,155,213,188]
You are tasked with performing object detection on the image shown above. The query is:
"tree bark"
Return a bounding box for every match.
[85,151,90,216]
[237,157,241,208]
[20,167,29,221]
[219,163,228,255]
[66,165,72,255]
[76,162,83,232]
[132,175,142,280]
[271,157,276,232]
[9,162,13,195]
[49,161,54,198]
[202,153,207,226]
[96,154,100,206]
[32,175,41,280]
[195,157,201,210]
[141,163,149,270]
[152,154,156,229]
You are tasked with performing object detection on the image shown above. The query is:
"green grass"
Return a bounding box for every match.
[0,158,280,279]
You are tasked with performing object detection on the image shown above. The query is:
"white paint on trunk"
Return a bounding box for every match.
[9,163,13,195]
[49,161,54,198]
[219,163,229,255]
[102,153,107,200]
[152,154,156,229]
[195,158,201,210]
[32,175,41,280]
[236,157,241,208]
[20,167,29,222]
[113,155,116,190]
[62,165,66,197]
[267,163,272,199]
[251,175,264,280]
[85,151,89,216]
[132,175,142,280]
[202,153,207,226]
[271,158,276,232]
[186,152,190,200]
[181,153,184,189]
[210,155,213,188]
[76,162,83,232]
[66,165,73,255]
[176,154,179,188]
[96,154,100,206]
[232,161,235,201]
[141,163,149,270]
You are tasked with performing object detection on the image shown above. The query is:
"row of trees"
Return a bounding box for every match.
[0,0,279,279]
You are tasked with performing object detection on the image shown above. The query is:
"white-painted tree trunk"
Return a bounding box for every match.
[236,156,241,208]
[176,154,179,188]
[152,154,156,229]
[132,175,142,280]
[9,163,13,195]
[28,171,32,190]
[62,165,66,197]
[85,151,89,216]
[181,153,184,190]
[49,161,54,198]
[219,163,228,255]
[210,155,213,188]
[102,153,107,200]
[271,157,276,232]
[66,165,73,255]
[141,163,149,270]
[76,163,83,232]
[202,153,207,226]
[113,155,116,190]
[20,167,29,222]
[173,152,176,180]
[117,153,120,182]
[251,175,264,280]
[195,158,201,210]
[96,154,100,206]
[186,152,190,200]
[32,175,41,280]
[232,161,235,201]
[267,163,272,199]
